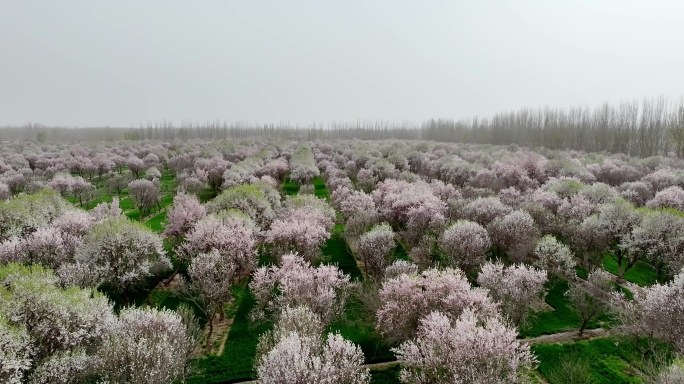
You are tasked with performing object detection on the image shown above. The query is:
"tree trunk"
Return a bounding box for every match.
[578,318,590,337]
[206,307,216,350]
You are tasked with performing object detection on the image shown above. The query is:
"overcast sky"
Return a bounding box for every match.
[1,1,682,127]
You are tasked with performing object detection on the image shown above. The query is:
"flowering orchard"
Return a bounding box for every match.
[1,138,683,383]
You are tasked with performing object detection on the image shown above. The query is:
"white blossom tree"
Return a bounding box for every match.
[533,235,577,279]
[254,305,370,384]
[357,223,395,280]
[185,249,237,348]
[439,220,491,273]
[75,217,171,303]
[488,210,539,262]
[477,261,548,327]
[98,306,195,384]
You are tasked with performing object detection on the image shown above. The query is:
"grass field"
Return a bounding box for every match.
[533,337,667,384]
[603,255,661,286]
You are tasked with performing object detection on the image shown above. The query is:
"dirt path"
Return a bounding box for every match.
[524,327,612,345]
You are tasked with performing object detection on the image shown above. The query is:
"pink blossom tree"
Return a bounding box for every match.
[372,179,446,244]
[557,194,598,222]
[68,176,96,208]
[646,186,684,211]
[384,260,419,280]
[163,192,206,241]
[93,153,116,178]
[462,196,512,226]
[0,182,9,201]
[125,155,146,178]
[249,253,352,324]
[376,267,498,343]
[196,156,232,194]
[265,218,330,262]
[393,309,537,384]
[105,172,131,196]
[127,179,161,216]
[256,324,369,384]
[177,212,257,277]
[613,267,684,354]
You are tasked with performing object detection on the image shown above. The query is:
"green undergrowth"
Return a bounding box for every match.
[329,295,396,365]
[370,365,401,383]
[282,175,300,196]
[321,224,363,281]
[312,176,330,199]
[392,240,410,261]
[520,280,612,338]
[144,211,167,232]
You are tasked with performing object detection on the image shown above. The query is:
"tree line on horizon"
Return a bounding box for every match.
[2,97,683,158]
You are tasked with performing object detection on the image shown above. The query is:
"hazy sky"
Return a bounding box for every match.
[1,1,683,127]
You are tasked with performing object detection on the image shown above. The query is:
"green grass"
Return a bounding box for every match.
[603,255,661,286]
[576,265,589,280]
[282,175,300,196]
[329,295,396,364]
[312,176,330,199]
[119,197,135,210]
[533,337,662,384]
[520,280,612,338]
[321,224,363,281]
[392,240,410,261]
[188,284,271,383]
[125,208,141,221]
[370,365,401,383]
[145,211,167,232]
[199,189,217,203]
[320,221,393,364]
